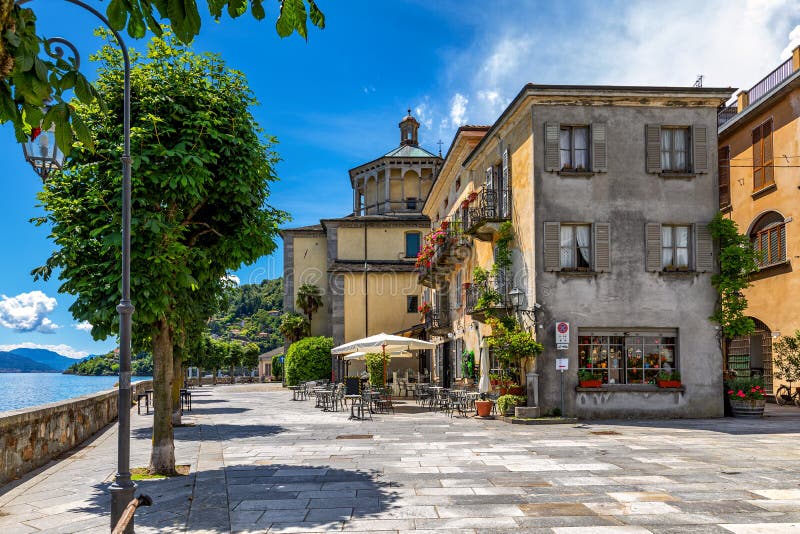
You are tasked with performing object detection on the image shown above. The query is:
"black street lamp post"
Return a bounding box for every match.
[18,1,135,531]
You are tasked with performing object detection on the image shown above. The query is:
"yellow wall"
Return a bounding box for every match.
[338,225,428,261]
[343,272,421,341]
[720,87,800,345]
[291,235,328,336]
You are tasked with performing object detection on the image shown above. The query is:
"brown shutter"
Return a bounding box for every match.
[591,123,607,172]
[544,222,561,271]
[692,124,708,173]
[694,223,714,273]
[763,119,774,184]
[593,223,610,272]
[646,124,662,173]
[718,145,731,209]
[544,122,560,172]
[779,223,787,262]
[752,124,763,189]
[646,223,662,272]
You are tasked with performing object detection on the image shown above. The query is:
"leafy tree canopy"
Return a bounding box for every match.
[0,1,324,154]
[284,335,331,386]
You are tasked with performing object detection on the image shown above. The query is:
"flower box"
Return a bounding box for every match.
[579,379,603,388]
[657,380,681,388]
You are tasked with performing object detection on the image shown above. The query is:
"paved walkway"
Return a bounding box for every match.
[2,384,800,533]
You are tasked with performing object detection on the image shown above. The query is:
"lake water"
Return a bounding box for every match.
[0,373,152,413]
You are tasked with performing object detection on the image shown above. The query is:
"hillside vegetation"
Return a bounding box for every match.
[64,352,153,376]
[208,278,284,352]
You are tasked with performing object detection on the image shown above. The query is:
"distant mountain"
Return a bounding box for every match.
[10,348,84,372]
[0,351,57,372]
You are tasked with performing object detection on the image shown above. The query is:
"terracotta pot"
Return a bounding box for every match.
[579,380,603,388]
[657,380,681,388]
[506,386,524,395]
[475,400,493,417]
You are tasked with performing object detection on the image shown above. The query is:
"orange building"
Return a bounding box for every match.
[717,46,800,395]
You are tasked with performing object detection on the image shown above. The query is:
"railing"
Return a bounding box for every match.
[717,104,737,128]
[717,57,794,128]
[464,186,512,234]
[359,198,425,215]
[465,275,512,316]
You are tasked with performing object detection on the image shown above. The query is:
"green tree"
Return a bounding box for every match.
[284,336,332,386]
[271,353,284,379]
[773,331,800,385]
[32,34,286,474]
[296,283,323,321]
[1,1,325,150]
[708,213,760,339]
[485,316,543,384]
[242,342,260,371]
[365,352,388,387]
[279,312,310,343]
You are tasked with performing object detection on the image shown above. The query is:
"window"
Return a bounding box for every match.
[660,127,690,172]
[752,119,774,191]
[455,270,463,308]
[559,126,589,171]
[750,212,786,268]
[407,295,419,313]
[560,224,592,270]
[661,225,690,271]
[405,232,421,258]
[406,197,417,210]
[579,332,677,385]
[455,176,461,190]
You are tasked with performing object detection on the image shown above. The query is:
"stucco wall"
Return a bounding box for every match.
[344,272,421,341]
[0,380,152,485]
[532,103,723,418]
[291,235,329,336]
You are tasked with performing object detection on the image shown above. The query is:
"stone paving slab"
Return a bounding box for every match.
[2,384,800,532]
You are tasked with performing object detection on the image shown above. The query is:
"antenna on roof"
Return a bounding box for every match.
[694,75,704,88]
[437,140,443,157]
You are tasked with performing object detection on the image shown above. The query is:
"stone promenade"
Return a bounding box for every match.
[2,384,800,533]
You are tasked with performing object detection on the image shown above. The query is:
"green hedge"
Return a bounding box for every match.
[271,354,284,379]
[285,336,333,386]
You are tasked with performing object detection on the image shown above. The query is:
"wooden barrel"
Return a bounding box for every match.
[730,399,765,418]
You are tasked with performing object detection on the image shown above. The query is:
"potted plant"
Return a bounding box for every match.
[497,394,526,416]
[489,372,501,386]
[417,301,431,318]
[727,377,766,417]
[657,371,681,388]
[475,393,493,417]
[578,369,603,388]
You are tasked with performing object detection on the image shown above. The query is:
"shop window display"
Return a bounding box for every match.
[578,332,676,385]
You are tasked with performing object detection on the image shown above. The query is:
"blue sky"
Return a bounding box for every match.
[1,0,799,358]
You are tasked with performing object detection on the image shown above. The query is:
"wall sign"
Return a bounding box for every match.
[556,321,569,350]
[555,358,568,371]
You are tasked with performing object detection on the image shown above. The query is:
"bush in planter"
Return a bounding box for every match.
[497,394,526,416]
[578,369,603,387]
[657,371,681,388]
[284,336,333,386]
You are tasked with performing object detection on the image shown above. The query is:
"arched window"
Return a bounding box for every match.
[750,211,786,268]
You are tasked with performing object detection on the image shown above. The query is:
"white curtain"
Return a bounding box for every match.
[660,129,672,170]
[559,129,571,168]
[560,226,574,268]
[573,127,588,169]
[675,226,689,266]
[576,225,591,266]
[674,130,687,170]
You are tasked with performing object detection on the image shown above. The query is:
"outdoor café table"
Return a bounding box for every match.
[317,390,333,411]
[345,395,363,420]
[288,385,302,401]
[428,386,444,411]
[313,388,328,408]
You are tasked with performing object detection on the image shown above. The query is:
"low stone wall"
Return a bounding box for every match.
[0,380,152,485]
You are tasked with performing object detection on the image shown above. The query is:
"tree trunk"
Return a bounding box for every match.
[212,368,217,385]
[171,351,182,426]
[149,319,176,475]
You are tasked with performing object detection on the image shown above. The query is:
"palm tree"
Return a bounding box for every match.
[296,284,324,321]
[279,313,310,343]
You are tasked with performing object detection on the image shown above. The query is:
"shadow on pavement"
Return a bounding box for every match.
[132,423,285,441]
[78,463,399,532]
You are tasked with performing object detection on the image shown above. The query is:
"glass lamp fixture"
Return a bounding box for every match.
[22,126,64,180]
[508,287,524,310]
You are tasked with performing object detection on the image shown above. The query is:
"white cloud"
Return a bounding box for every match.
[780,24,800,59]
[0,342,89,359]
[74,321,93,332]
[414,102,434,130]
[449,93,468,127]
[225,274,241,286]
[0,291,59,334]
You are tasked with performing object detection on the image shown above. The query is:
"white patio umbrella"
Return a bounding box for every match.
[478,347,490,394]
[332,333,435,386]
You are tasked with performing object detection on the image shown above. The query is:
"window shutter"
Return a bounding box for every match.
[692,124,708,173]
[591,123,607,172]
[485,167,494,190]
[780,223,787,262]
[544,222,561,271]
[646,223,662,272]
[544,122,560,172]
[594,222,611,272]
[646,124,662,173]
[718,145,731,208]
[694,223,714,273]
[501,148,512,218]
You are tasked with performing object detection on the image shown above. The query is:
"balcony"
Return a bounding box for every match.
[718,57,795,128]
[425,309,451,335]
[464,186,512,241]
[465,275,513,322]
[417,220,472,288]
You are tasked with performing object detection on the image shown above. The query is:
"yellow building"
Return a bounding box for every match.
[717,46,800,395]
[281,113,442,379]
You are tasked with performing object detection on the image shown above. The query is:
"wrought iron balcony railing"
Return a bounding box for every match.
[464,186,511,236]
